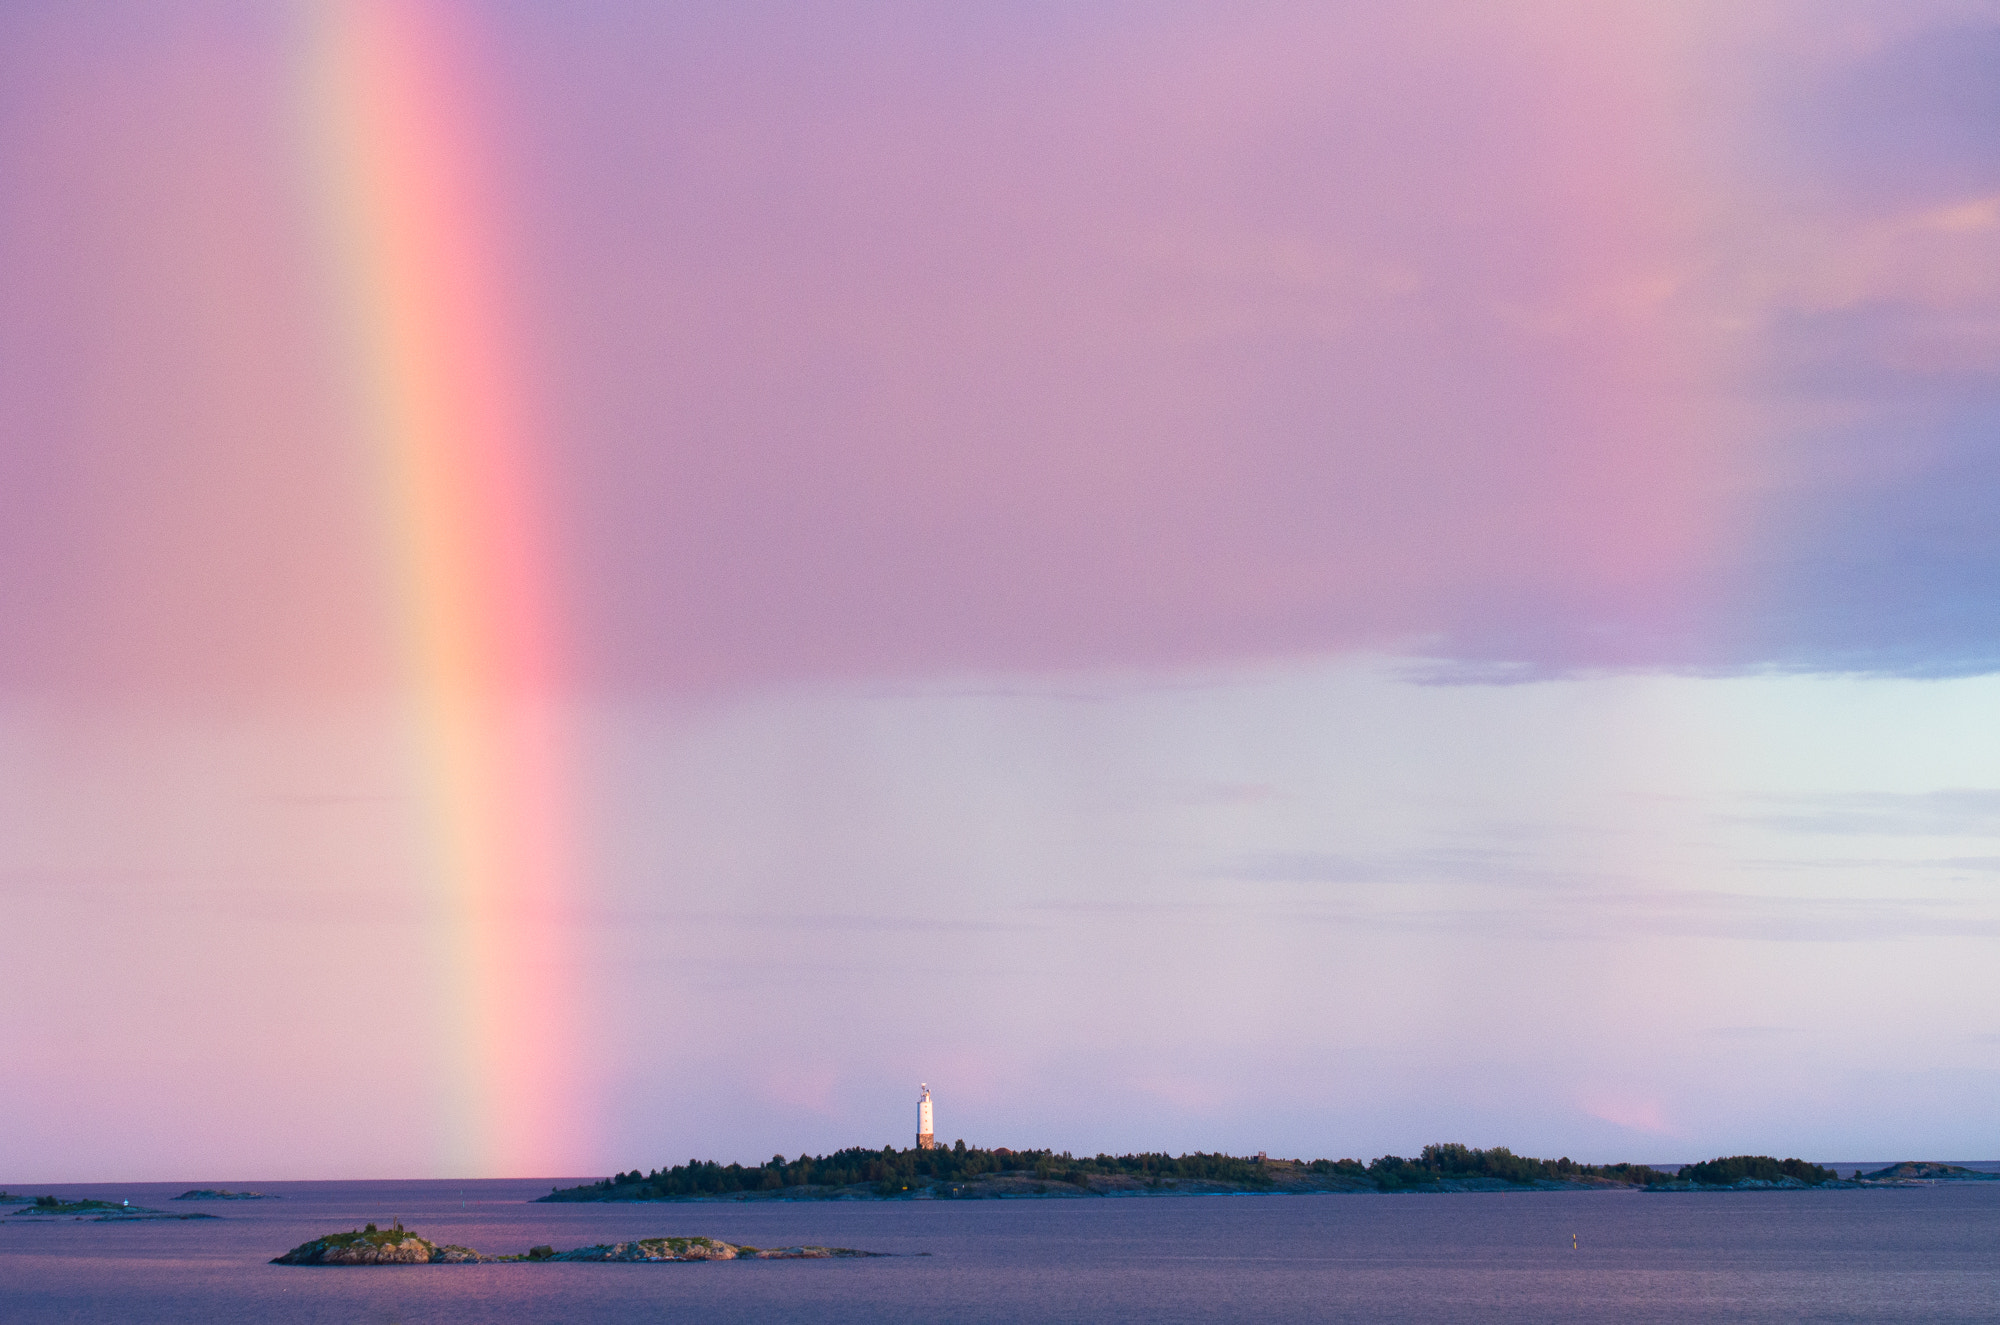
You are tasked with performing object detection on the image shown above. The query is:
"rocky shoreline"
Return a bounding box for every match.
[271,1225,881,1265]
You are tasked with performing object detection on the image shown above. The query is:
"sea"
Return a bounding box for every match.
[4,1174,1999,1322]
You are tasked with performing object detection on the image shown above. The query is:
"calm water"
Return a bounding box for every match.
[4,1178,1999,1322]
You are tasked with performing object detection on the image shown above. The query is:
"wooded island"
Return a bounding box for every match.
[539,1143,1849,1201]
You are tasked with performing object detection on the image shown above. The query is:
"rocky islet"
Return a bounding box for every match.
[270,1224,880,1265]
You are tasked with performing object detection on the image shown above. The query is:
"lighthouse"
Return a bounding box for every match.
[917,1083,935,1150]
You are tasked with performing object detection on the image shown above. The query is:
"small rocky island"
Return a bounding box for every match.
[9,1197,216,1221]
[1853,1162,2000,1183]
[272,1224,485,1264]
[272,1223,879,1265]
[174,1189,275,1201]
[1646,1157,2000,1190]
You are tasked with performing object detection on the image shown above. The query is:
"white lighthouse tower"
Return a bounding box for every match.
[917,1083,935,1150]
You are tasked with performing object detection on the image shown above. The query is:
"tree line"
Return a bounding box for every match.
[1351,1144,1677,1189]
[547,1143,1838,1200]
[1676,1155,1835,1186]
[558,1143,1285,1198]
[545,1142,1718,1198]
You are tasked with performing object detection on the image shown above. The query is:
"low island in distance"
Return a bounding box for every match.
[7,1197,216,1221]
[272,1222,881,1265]
[1851,1162,2000,1183]
[541,1143,1981,1202]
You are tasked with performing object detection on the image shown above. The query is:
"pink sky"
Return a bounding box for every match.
[0,1,1767,702]
[4,4,1996,700]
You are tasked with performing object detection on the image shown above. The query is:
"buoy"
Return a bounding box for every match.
[1572,1233,1577,1249]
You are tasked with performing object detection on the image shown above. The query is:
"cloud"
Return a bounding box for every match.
[1183,861,2000,942]
[1792,20,2000,212]
[1211,846,1559,888]
[2,3,1999,703]
[0,3,1754,699]
[1578,1090,1674,1136]
[1726,790,2000,837]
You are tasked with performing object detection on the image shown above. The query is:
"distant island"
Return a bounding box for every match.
[1853,1162,2000,1183]
[8,1197,216,1221]
[543,1145,1995,1201]
[173,1189,275,1201]
[1671,1156,1839,1188]
[272,1222,880,1265]
[1665,1158,1996,1189]
[543,1143,1680,1201]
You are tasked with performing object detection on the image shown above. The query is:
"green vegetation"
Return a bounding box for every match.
[1677,1156,1836,1186]
[1855,1162,2000,1182]
[14,1197,127,1215]
[545,1143,1876,1200]
[1359,1145,1673,1190]
[556,1144,1290,1199]
[625,1237,726,1254]
[270,1220,487,1264]
[10,1196,216,1222]
[323,1221,416,1249]
[546,1141,1677,1200]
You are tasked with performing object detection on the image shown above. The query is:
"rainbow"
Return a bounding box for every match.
[300,0,575,1176]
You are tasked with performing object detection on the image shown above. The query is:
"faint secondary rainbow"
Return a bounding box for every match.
[301,0,576,1176]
